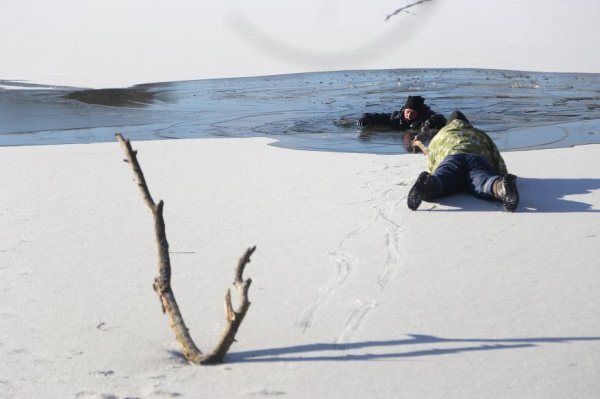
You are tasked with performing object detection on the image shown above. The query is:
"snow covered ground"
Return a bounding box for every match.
[1,138,599,398]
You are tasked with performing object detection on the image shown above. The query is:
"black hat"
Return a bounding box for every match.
[447,110,470,124]
[404,95,425,111]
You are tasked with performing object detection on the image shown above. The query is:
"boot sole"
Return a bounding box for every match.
[407,172,431,211]
[502,174,519,212]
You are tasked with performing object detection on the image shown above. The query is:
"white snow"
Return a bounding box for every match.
[1,138,599,398]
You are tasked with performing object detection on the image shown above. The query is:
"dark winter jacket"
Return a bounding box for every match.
[358,105,447,131]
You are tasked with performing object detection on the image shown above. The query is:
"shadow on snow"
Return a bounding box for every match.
[423,177,600,213]
[225,333,600,363]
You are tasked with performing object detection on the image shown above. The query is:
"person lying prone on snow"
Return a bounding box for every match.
[407,110,519,212]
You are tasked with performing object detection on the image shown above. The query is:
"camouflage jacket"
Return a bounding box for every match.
[427,119,507,174]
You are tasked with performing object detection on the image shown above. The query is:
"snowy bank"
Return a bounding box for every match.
[1,138,599,398]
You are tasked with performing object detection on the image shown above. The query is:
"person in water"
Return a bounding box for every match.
[407,110,519,212]
[357,95,447,131]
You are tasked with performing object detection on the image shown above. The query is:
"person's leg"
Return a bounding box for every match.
[432,154,470,196]
[407,154,467,211]
[407,171,442,210]
[464,154,519,211]
[464,154,501,200]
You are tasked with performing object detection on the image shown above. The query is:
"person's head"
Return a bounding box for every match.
[447,110,470,124]
[403,96,425,121]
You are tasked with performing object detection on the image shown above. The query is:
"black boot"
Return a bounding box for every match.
[493,174,519,212]
[407,172,441,211]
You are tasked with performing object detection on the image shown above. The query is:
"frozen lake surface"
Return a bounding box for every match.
[2,68,600,153]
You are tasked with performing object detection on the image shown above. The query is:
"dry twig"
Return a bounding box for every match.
[116,133,256,365]
[411,139,429,155]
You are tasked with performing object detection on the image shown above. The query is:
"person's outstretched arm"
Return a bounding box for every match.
[357,112,392,127]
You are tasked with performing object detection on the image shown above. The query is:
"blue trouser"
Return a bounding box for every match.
[432,154,501,200]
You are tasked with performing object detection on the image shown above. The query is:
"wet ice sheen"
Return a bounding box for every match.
[1,68,599,153]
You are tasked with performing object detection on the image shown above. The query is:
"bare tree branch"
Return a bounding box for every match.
[116,133,156,209]
[202,245,256,364]
[116,133,256,365]
[411,139,429,155]
[385,0,433,22]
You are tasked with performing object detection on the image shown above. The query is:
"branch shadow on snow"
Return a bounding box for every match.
[226,334,600,363]
[424,177,600,213]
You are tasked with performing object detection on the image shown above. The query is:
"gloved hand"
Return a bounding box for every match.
[357,114,374,127]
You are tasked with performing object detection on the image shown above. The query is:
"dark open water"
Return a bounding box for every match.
[2,68,600,154]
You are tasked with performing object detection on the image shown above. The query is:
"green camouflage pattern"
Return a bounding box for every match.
[427,119,507,174]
